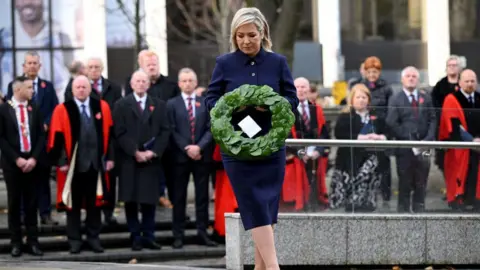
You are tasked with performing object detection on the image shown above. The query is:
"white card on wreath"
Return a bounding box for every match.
[238,115,262,138]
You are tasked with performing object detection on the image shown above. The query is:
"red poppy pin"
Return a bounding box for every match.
[40,81,46,88]
[195,101,201,107]
[370,115,377,121]
[27,105,32,111]
[149,105,155,112]
[95,112,102,120]
[419,97,425,104]
[455,85,459,91]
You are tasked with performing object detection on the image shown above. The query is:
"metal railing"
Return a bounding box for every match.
[285,139,480,149]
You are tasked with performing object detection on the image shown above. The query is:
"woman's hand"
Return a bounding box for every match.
[255,106,268,112]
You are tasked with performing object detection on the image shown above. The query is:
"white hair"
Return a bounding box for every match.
[446,54,466,70]
[229,7,272,52]
[24,51,41,64]
[86,57,104,68]
[401,66,420,78]
[178,67,197,81]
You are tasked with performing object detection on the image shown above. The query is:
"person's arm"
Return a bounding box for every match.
[167,100,190,152]
[279,56,299,110]
[31,109,46,160]
[151,102,170,159]
[422,97,437,141]
[112,100,137,156]
[386,97,411,140]
[205,57,226,111]
[0,107,20,162]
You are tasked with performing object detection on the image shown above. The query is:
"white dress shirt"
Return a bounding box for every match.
[182,92,196,117]
[461,89,475,104]
[74,97,91,117]
[11,97,31,152]
[403,89,419,103]
[91,78,103,92]
[297,100,310,119]
[134,93,147,110]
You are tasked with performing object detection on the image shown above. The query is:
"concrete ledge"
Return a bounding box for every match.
[225,213,480,269]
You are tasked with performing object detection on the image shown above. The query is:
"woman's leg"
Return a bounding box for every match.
[251,225,279,270]
[254,244,266,270]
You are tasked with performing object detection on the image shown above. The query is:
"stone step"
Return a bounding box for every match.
[0,230,212,254]
[0,245,225,263]
[0,219,214,239]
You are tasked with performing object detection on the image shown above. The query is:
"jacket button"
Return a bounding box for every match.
[252,73,255,76]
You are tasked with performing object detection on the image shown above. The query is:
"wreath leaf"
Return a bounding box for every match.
[210,84,295,160]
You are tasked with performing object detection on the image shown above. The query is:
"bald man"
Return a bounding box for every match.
[439,69,480,211]
[113,70,170,250]
[48,75,115,254]
[282,77,330,211]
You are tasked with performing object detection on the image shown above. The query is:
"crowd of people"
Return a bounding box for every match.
[0,45,477,260]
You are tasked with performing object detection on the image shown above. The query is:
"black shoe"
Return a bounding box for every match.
[27,243,43,256]
[143,239,162,250]
[41,215,59,226]
[132,240,143,251]
[198,233,218,247]
[172,238,183,249]
[69,241,82,254]
[11,245,22,257]
[87,238,104,253]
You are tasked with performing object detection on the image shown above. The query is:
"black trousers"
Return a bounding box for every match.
[67,167,101,243]
[396,153,430,212]
[3,163,39,245]
[162,154,174,201]
[378,153,392,201]
[172,161,210,238]
[102,168,117,218]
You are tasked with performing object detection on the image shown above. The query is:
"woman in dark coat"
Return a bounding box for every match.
[361,56,393,207]
[330,83,387,212]
[205,7,298,270]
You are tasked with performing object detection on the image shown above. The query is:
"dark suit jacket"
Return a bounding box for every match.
[7,77,58,126]
[0,101,46,170]
[64,76,123,110]
[167,95,213,163]
[386,90,436,154]
[125,74,180,102]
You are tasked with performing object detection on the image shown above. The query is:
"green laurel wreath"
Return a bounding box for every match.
[210,84,295,160]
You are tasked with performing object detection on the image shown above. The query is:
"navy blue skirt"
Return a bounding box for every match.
[221,147,286,230]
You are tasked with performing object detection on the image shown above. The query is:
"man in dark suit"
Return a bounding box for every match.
[167,68,216,249]
[386,66,436,213]
[124,50,179,209]
[113,70,170,251]
[0,77,44,257]
[64,57,122,225]
[7,51,59,226]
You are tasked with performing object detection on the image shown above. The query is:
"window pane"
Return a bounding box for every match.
[0,0,13,49]
[0,50,14,98]
[14,0,51,49]
[105,0,145,48]
[51,0,83,48]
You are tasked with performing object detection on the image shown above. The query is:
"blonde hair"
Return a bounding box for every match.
[229,7,272,52]
[342,83,371,112]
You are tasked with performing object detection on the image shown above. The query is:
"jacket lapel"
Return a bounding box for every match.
[142,96,154,122]
[7,102,18,133]
[36,78,45,105]
[127,95,141,118]
[101,77,110,98]
[27,103,34,136]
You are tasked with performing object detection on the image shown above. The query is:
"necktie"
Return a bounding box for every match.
[32,82,37,102]
[18,104,30,152]
[93,80,100,94]
[81,104,91,129]
[469,96,474,107]
[301,103,310,132]
[410,94,418,118]
[187,97,195,143]
[137,101,143,113]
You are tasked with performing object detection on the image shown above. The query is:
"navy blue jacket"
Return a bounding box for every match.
[205,48,299,136]
[7,77,59,126]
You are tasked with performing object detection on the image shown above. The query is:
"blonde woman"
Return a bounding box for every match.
[205,7,298,270]
[330,83,387,212]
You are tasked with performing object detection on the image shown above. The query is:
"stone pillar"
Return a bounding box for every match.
[422,0,450,85]
[83,0,108,76]
[144,0,169,76]
[317,0,342,87]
